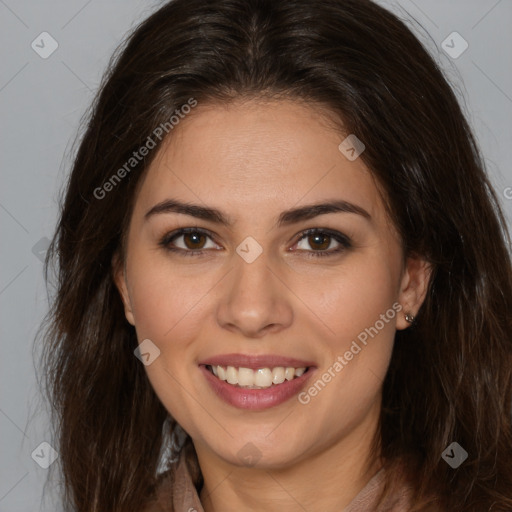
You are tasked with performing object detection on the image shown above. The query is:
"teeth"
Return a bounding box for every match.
[272,367,285,384]
[226,366,238,385]
[254,368,272,387]
[285,367,295,381]
[208,365,307,388]
[238,367,254,386]
[217,366,227,381]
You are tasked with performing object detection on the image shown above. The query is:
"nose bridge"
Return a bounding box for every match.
[215,244,293,337]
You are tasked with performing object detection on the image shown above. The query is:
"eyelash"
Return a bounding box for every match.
[158,227,352,258]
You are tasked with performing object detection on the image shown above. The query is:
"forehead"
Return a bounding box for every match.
[133,99,384,224]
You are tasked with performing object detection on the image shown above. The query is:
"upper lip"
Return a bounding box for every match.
[199,353,316,370]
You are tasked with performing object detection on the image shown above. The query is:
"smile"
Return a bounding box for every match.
[206,365,307,389]
[199,355,316,410]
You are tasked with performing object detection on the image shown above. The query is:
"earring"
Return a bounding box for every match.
[405,313,415,324]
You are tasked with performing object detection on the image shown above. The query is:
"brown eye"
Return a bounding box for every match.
[159,228,220,255]
[294,229,352,258]
[183,232,207,249]
[307,233,331,251]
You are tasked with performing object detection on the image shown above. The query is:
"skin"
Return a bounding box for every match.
[114,98,431,511]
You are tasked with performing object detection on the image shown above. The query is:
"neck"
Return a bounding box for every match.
[197,402,382,512]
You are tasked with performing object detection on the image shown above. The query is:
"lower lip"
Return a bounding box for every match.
[200,365,315,410]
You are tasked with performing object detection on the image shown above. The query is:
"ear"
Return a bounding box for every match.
[112,251,135,326]
[396,254,432,330]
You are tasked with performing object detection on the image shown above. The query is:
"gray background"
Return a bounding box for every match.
[1,0,511,510]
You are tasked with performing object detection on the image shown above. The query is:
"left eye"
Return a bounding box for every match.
[293,229,351,256]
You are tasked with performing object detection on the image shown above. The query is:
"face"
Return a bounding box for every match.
[114,99,430,470]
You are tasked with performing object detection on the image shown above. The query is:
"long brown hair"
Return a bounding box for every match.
[38,0,512,510]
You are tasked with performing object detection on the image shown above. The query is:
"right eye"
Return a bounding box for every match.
[159,228,222,256]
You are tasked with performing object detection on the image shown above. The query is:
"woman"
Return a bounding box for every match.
[39,0,512,510]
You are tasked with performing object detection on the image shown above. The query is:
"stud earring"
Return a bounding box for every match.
[405,313,415,324]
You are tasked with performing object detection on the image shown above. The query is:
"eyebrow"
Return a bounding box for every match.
[144,198,371,227]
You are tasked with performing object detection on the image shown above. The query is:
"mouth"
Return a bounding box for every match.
[205,364,311,389]
[198,354,316,410]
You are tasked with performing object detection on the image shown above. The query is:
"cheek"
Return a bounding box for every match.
[294,255,399,411]
[127,259,216,344]
[296,254,400,347]
[126,261,215,426]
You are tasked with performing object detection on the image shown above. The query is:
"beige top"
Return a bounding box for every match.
[144,454,415,512]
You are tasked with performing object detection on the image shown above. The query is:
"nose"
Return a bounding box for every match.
[215,249,294,339]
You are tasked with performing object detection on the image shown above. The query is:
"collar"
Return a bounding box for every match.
[149,453,413,512]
